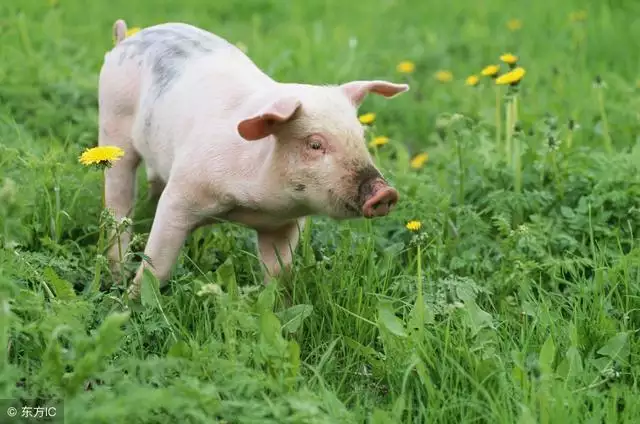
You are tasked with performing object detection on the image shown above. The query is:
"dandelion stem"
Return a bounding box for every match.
[455,133,464,205]
[512,95,521,194]
[495,87,502,155]
[596,86,613,154]
[416,243,424,328]
[505,98,512,166]
[89,172,107,294]
[567,131,573,150]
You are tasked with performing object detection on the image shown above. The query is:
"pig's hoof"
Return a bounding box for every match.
[127,283,142,301]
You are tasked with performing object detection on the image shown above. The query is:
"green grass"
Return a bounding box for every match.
[2,0,640,422]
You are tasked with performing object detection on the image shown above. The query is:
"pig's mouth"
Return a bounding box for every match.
[342,200,361,215]
[327,189,361,218]
[328,183,398,219]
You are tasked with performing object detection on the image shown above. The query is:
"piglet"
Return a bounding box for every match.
[100,19,409,298]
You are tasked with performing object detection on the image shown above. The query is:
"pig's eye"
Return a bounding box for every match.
[309,139,323,150]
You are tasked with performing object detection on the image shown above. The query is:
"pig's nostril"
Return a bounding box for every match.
[363,187,399,218]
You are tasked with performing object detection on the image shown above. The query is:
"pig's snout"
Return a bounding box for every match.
[361,179,399,218]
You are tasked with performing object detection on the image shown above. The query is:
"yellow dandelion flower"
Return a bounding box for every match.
[126,27,141,37]
[359,112,376,125]
[495,67,526,85]
[500,53,518,65]
[465,75,479,86]
[369,136,389,148]
[569,10,587,22]
[397,60,416,74]
[507,19,522,31]
[79,146,125,167]
[410,152,429,169]
[406,220,422,232]
[435,70,453,82]
[481,64,500,77]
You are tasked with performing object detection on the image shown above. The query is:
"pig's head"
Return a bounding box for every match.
[236,80,409,220]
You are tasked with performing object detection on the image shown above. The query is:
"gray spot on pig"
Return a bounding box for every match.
[114,101,134,116]
[151,44,191,98]
[294,184,306,192]
[120,26,228,98]
[119,26,225,60]
[143,109,154,140]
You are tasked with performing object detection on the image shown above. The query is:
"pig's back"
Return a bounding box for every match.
[105,23,272,182]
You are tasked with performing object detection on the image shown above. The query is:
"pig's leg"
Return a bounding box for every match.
[127,185,193,299]
[101,114,141,280]
[257,218,306,283]
[146,165,166,200]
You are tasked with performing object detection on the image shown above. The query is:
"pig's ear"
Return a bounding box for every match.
[340,80,409,107]
[237,97,302,141]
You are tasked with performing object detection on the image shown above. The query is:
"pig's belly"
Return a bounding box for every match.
[220,206,303,231]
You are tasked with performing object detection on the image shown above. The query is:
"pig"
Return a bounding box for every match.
[99,19,409,299]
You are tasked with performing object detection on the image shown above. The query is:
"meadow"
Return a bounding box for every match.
[2,0,640,422]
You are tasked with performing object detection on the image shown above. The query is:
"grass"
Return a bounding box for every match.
[2,0,640,422]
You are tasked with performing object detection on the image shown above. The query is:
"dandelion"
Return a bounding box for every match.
[80,145,126,294]
[500,53,518,66]
[406,220,422,232]
[126,27,141,37]
[369,136,389,148]
[435,70,453,82]
[481,65,500,78]
[465,75,479,86]
[507,19,522,31]
[495,67,526,86]
[410,152,429,169]
[359,112,376,125]
[79,146,125,168]
[569,10,587,22]
[495,67,527,197]
[397,60,416,74]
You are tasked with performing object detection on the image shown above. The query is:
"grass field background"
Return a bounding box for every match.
[2,0,640,423]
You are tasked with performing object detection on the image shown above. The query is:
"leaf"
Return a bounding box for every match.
[215,257,237,299]
[43,266,75,300]
[560,206,575,219]
[538,334,556,374]
[343,337,384,360]
[140,268,161,310]
[94,311,130,352]
[256,281,276,313]
[168,339,191,359]
[287,339,301,379]
[516,404,537,424]
[557,346,583,379]
[592,357,612,373]
[463,299,493,336]
[276,304,313,334]
[370,408,396,424]
[377,303,407,338]
[597,332,630,363]
[259,310,283,347]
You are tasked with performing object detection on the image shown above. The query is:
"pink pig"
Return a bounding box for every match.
[99,19,409,298]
